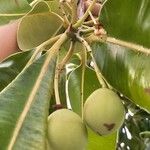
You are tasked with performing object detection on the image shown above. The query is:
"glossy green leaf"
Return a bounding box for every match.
[0,52,56,149]
[0,51,33,91]
[0,0,31,25]
[93,0,150,112]
[100,0,150,48]
[92,42,150,112]
[17,1,63,50]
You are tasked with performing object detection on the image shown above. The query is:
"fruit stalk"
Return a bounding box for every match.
[81,46,87,119]
[77,35,108,88]
[54,42,75,105]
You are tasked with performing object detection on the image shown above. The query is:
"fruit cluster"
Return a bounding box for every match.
[47,88,125,149]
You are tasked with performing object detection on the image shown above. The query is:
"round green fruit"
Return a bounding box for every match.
[83,88,125,135]
[47,109,88,150]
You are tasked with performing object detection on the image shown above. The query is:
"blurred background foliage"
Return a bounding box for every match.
[118,97,150,150]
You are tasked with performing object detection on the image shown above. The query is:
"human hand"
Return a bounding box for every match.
[0,21,19,62]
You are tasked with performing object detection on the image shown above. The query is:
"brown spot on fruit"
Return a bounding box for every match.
[83,88,125,135]
[103,123,115,131]
[145,88,150,94]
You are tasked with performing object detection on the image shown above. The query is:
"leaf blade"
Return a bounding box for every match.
[0,52,56,149]
[68,66,101,115]
[95,0,150,112]
[100,0,150,48]
[0,51,33,91]
[17,1,63,50]
[0,0,31,25]
[92,42,150,112]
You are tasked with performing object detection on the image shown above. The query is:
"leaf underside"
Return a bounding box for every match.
[17,1,63,50]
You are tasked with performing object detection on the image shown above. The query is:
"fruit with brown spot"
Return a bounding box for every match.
[83,88,125,135]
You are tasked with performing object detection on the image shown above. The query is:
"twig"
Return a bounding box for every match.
[59,2,70,28]
[71,0,78,24]
[25,34,62,68]
[84,18,98,26]
[81,46,87,120]
[88,11,97,25]
[80,27,94,34]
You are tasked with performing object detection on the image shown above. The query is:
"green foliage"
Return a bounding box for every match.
[92,43,150,112]
[0,0,149,149]
[0,0,31,25]
[0,53,56,149]
[118,100,150,150]
[92,0,150,112]
[0,51,33,91]
[17,1,63,50]
[68,66,101,115]
[100,0,150,48]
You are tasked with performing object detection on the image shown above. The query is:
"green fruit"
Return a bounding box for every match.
[83,88,125,135]
[47,109,88,150]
